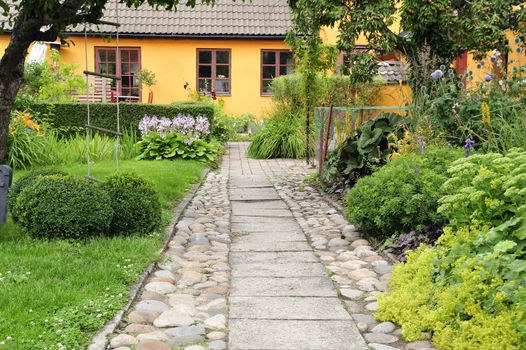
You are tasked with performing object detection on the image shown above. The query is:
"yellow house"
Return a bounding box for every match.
[0,0,412,117]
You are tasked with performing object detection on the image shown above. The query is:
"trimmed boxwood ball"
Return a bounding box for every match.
[16,175,113,239]
[8,169,67,222]
[102,173,161,236]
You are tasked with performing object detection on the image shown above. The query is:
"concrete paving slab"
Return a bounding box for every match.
[228,319,367,350]
[230,188,281,201]
[231,208,293,217]
[231,221,301,233]
[231,241,312,252]
[229,176,272,188]
[231,200,288,210]
[230,276,336,297]
[231,262,326,278]
[230,251,319,264]
[229,297,351,320]
[231,216,296,224]
[233,231,307,243]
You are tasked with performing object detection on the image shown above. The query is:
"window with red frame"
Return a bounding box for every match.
[261,50,293,95]
[95,47,141,101]
[197,49,231,95]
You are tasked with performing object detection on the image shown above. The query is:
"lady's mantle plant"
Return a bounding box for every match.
[377,148,526,349]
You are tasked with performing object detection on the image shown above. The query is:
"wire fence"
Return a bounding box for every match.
[314,106,409,175]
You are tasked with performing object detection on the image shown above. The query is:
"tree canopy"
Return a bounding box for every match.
[288,0,526,75]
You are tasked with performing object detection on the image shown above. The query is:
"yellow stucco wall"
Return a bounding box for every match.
[59,36,290,118]
[0,34,289,118]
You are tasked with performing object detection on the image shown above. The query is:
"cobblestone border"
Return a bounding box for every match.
[87,169,210,350]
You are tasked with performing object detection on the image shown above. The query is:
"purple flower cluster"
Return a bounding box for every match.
[138,114,210,144]
[464,137,475,157]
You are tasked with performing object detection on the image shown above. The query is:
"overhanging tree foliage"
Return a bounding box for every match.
[288,0,526,87]
[0,0,214,164]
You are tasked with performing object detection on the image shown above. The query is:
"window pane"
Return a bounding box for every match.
[131,87,140,97]
[216,79,230,93]
[262,80,273,93]
[131,63,140,74]
[107,63,116,75]
[121,75,132,88]
[121,50,129,61]
[122,63,130,74]
[280,52,293,65]
[97,50,107,62]
[199,65,212,78]
[199,79,212,91]
[263,51,276,64]
[107,49,116,62]
[263,66,275,79]
[98,63,107,74]
[280,65,293,76]
[216,51,229,64]
[129,50,139,62]
[199,50,212,64]
[216,65,229,78]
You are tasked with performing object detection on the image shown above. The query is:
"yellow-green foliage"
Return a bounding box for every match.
[377,148,526,350]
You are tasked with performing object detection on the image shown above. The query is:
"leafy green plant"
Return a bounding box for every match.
[102,173,161,236]
[346,146,464,238]
[137,69,157,92]
[323,112,405,186]
[7,110,47,169]
[136,132,221,163]
[15,175,114,239]
[248,106,309,159]
[15,49,85,107]
[8,169,67,222]
[377,148,526,349]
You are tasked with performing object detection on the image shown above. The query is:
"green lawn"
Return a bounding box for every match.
[0,159,205,349]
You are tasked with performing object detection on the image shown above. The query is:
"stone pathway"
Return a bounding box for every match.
[104,142,436,350]
[226,143,366,350]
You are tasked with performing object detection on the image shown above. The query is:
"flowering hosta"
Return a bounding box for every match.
[138,114,210,144]
[137,114,220,163]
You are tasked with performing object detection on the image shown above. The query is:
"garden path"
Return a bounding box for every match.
[226,142,366,350]
[103,142,435,350]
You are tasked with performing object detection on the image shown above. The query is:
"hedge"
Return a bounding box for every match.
[27,101,214,134]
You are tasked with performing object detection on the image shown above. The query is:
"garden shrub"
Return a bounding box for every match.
[102,173,161,236]
[8,169,67,222]
[346,146,464,238]
[27,101,214,136]
[377,148,526,349]
[15,175,113,239]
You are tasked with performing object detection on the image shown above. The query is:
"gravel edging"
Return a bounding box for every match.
[87,168,210,350]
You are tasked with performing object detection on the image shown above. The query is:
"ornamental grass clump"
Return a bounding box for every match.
[377,148,526,349]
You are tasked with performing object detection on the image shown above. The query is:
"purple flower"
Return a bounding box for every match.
[464,137,475,157]
[139,114,211,145]
[484,74,493,82]
[430,69,444,80]
[417,136,426,155]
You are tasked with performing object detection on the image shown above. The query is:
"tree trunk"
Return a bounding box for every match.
[0,21,41,164]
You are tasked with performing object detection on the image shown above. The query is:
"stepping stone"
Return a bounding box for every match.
[229,251,319,264]
[231,241,311,252]
[229,187,281,201]
[232,231,307,244]
[228,319,367,350]
[230,262,326,278]
[229,296,351,320]
[230,276,336,297]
